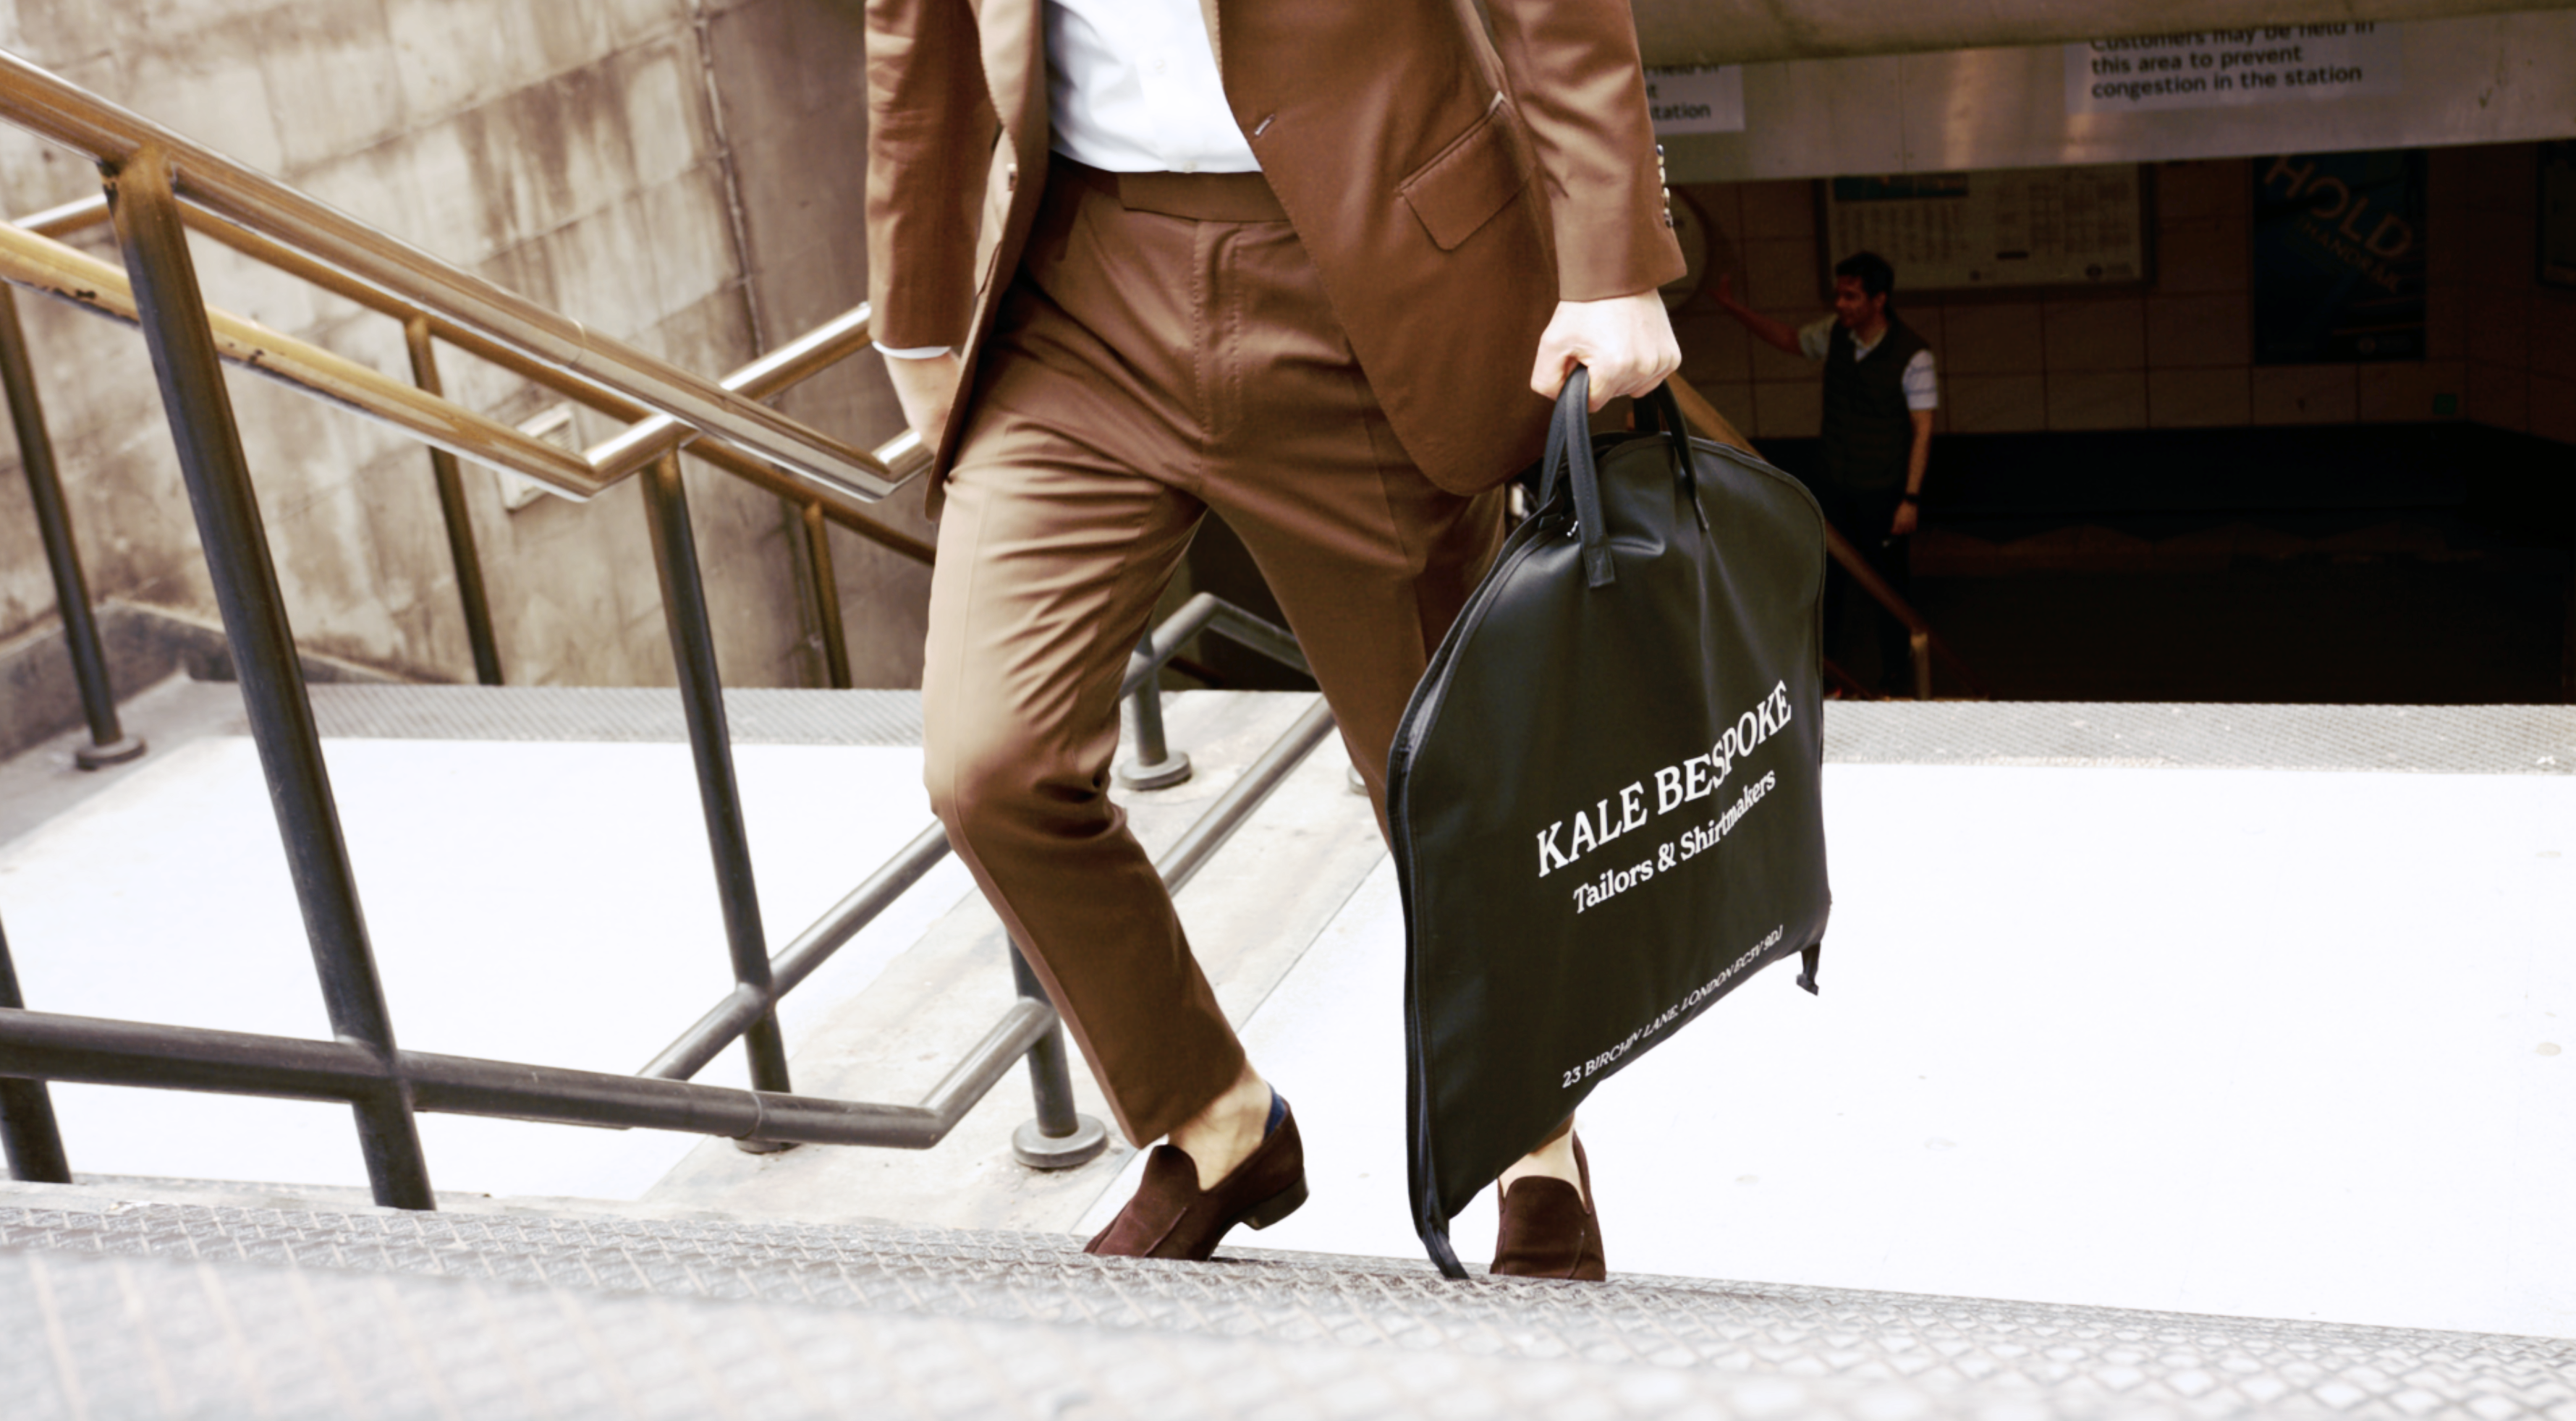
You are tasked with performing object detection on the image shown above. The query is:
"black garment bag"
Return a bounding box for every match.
[1386,372,1834,1278]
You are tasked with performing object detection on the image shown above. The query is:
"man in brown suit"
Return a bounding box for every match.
[865,0,1684,1274]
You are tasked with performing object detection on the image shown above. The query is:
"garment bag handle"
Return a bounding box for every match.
[1627,382,1705,501]
[1537,368,1617,588]
[1537,371,1706,589]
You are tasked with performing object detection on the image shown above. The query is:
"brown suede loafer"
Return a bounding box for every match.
[1084,1094,1308,1261]
[1490,1135,1606,1281]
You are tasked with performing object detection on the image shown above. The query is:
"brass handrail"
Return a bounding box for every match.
[0,50,908,504]
[0,219,604,491]
[1665,374,1985,700]
[13,192,106,239]
[584,307,878,482]
[6,178,932,564]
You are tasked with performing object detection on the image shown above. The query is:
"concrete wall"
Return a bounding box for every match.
[0,0,922,697]
[699,0,931,691]
[1670,140,2576,449]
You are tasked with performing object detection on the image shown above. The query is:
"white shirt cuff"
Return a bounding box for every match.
[874,342,952,360]
[1796,318,1835,363]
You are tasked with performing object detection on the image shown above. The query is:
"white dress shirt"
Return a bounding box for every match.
[879,0,1257,359]
[1047,0,1259,174]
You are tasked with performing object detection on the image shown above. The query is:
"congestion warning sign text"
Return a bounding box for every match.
[1644,66,1746,136]
[2065,24,2404,114]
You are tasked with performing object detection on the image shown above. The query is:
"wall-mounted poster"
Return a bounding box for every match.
[1818,166,2149,295]
[2543,141,2576,290]
[2251,149,2426,363]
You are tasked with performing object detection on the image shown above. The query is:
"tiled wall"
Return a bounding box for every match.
[1669,143,2576,450]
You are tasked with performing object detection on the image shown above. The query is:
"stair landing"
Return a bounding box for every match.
[0,684,2570,1340]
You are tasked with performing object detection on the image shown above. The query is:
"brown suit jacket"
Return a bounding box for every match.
[863,0,1685,495]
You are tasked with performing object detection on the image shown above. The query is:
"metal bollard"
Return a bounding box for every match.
[1,287,145,769]
[1114,632,1192,789]
[1007,940,1109,1169]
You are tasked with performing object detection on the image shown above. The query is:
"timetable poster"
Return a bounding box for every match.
[2251,148,2426,363]
[1821,166,2148,294]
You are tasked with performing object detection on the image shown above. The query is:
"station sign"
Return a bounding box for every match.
[2067,25,2405,114]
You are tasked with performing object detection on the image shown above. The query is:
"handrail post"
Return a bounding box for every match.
[799,500,853,690]
[401,318,503,685]
[105,149,433,1209]
[1006,938,1109,1169]
[0,284,145,768]
[640,453,795,1136]
[1664,372,1983,700]
[1115,632,1192,789]
[0,915,73,1184]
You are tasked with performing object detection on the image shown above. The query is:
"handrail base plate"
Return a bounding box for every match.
[1012,1114,1111,1171]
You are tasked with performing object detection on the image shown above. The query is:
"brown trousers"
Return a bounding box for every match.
[922,160,1506,1146]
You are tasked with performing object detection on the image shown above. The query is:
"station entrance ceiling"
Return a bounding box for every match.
[1640,6,2576,182]
[1635,0,2572,66]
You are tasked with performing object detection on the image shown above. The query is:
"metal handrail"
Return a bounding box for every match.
[0,218,602,491]
[13,192,107,239]
[584,307,877,483]
[1664,375,1986,700]
[0,998,1063,1152]
[0,915,69,1184]
[0,51,907,504]
[0,44,1386,1207]
[0,595,1330,1173]
[14,192,936,543]
[0,276,141,766]
[1,106,931,716]
[0,52,1088,1208]
[1,199,933,547]
[643,596,1331,1084]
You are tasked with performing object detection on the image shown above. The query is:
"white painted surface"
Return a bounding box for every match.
[1086,765,2576,1339]
[0,737,973,1200]
[7,737,2572,1337]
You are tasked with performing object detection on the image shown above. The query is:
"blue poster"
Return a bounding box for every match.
[2251,149,2427,364]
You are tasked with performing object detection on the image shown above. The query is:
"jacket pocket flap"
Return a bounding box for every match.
[1399,97,1535,252]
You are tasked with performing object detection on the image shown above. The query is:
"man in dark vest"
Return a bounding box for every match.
[1716,251,1936,692]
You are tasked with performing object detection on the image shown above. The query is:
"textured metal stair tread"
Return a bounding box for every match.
[2,1247,2295,1421]
[4,1193,2569,1419]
